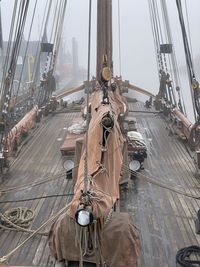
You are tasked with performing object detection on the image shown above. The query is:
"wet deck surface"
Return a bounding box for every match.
[0,112,78,267]
[121,101,200,267]
[0,101,200,267]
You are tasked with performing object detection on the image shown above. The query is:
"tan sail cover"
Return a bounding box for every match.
[48,87,141,265]
[49,212,141,267]
[6,106,38,156]
[68,88,125,218]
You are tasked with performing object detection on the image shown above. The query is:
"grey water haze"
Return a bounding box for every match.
[1,0,200,122]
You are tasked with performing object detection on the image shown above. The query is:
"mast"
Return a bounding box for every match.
[96,0,113,79]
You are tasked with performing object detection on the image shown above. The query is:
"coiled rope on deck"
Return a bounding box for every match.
[176,246,200,266]
[0,207,34,228]
[0,207,47,236]
[0,203,71,264]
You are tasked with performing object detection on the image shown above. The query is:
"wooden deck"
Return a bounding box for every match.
[0,102,200,266]
[0,112,78,267]
[121,101,200,266]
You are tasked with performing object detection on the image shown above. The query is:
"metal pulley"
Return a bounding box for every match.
[129,160,141,172]
[75,203,94,227]
[75,191,94,227]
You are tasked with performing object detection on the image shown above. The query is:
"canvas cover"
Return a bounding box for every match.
[49,212,141,267]
[49,87,141,266]
[68,88,125,219]
[6,106,38,156]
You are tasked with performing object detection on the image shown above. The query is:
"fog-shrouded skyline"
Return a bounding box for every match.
[1,0,200,122]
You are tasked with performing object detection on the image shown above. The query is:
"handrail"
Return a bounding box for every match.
[55,81,155,100]
[122,81,155,98]
[55,84,85,100]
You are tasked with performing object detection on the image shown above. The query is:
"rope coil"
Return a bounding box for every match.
[1,207,34,228]
[176,246,200,266]
[0,203,70,263]
[0,207,47,236]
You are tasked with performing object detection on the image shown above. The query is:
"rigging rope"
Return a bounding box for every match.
[31,0,49,84]
[0,0,30,111]
[184,0,194,66]
[117,0,122,77]
[0,0,18,101]
[148,0,160,79]
[151,0,165,71]
[160,0,177,107]
[149,0,187,112]
[0,193,74,204]
[50,0,60,44]
[36,0,68,107]
[50,0,68,73]
[34,0,52,90]
[160,0,186,114]
[122,164,200,200]
[84,0,92,194]
[0,170,68,193]
[0,0,31,171]
[15,0,38,106]
[176,0,198,118]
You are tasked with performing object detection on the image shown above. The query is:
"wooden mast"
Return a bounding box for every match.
[96,0,113,79]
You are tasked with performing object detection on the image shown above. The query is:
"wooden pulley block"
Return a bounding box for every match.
[101,67,112,82]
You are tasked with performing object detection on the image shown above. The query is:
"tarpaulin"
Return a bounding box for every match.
[68,88,125,218]
[49,212,141,267]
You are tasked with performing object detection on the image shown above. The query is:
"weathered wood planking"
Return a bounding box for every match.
[0,112,79,266]
[121,101,200,267]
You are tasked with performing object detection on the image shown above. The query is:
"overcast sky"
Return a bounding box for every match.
[1,0,200,121]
